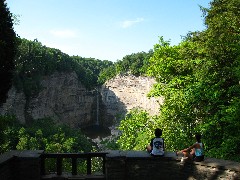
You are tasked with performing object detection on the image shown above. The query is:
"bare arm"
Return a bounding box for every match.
[181,144,196,152]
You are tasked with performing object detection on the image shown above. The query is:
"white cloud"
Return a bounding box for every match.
[120,18,144,28]
[49,29,79,38]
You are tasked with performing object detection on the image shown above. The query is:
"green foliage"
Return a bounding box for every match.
[0,115,20,153]
[117,0,240,162]
[0,117,93,154]
[13,38,114,99]
[115,50,153,76]
[13,37,153,98]
[147,38,203,151]
[0,0,17,104]
[14,38,74,97]
[98,64,117,84]
[98,50,153,84]
[146,0,240,161]
[0,116,101,174]
[117,109,159,150]
[194,0,240,161]
[72,56,114,88]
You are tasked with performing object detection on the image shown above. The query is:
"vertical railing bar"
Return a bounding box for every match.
[40,153,107,177]
[103,156,106,174]
[57,156,63,175]
[72,157,77,175]
[40,156,46,175]
[87,155,91,175]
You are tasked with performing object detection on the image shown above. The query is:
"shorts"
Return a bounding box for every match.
[150,151,164,157]
[193,155,204,162]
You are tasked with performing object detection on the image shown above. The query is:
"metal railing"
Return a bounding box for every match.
[40,152,108,176]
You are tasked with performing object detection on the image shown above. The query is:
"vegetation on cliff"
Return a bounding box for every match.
[14,38,114,98]
[98,50,153,83]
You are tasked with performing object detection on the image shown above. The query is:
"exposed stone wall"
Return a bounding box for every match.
[0,72,96,127]
[0,155,12,180]
[0,73,161,127]
[101,75,162,123]
[11,150,42,180]
[27,72,95,127]
[0,150,43,180]
[105,151,240,180]
[0,87,26,124]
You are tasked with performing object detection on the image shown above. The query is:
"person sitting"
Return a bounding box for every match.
[146,128,165,156]
[176,133,204,162]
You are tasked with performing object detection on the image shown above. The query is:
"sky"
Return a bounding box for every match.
[6,0,211,62]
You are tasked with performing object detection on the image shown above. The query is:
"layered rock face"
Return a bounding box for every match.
[101,75,162,123]
[0,87,26,124]
[28,72,97,127]
[0,73,162,127]
[1,72,96,127]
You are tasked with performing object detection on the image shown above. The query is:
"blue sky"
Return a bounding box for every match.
[6,0,211,62]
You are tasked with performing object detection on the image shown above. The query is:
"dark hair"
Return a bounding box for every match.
[155,128,162,137]
[195,133,201,143]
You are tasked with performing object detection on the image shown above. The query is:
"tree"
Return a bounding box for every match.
[146,0,240,160]
[0,0,17,105]
[114,51,153,76]
[117,0,240,161]
[195,0,240,160]
[117,109,158,150]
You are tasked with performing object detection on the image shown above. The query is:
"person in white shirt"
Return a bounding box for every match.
[146,128,165,156]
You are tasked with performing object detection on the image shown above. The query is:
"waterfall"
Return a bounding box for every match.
[96,88,99,125]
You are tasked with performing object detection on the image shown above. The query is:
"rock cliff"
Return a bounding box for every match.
[101,75,162,123]
[0,72,162,128]
[1,72,96,127]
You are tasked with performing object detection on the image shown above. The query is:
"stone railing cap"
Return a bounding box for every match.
[106,150,176,158]
[0,151,16,165]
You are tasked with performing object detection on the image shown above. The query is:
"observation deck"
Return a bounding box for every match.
[0,150,239,180]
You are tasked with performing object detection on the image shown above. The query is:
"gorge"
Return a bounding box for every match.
[0,72,162,137]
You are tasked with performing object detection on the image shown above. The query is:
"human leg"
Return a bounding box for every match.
[177,150,193,160]
[146,145,152,153]
[194,155,204,162]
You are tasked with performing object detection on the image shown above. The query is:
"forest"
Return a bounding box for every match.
[0,0,240,165]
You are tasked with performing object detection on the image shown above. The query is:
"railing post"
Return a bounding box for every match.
[57,157,63,175]
[103,156,106,174]
[40,152,107,177]
[40,156,46,175]
[72,157,77,175]
[87,155,91,175]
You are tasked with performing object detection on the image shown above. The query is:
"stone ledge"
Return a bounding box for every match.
[0,151,17,166]
[106,150,176,159]
[0,150,44,180]
[0,150,44,161]
[106,150,240,172]
[12,150,44,158]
